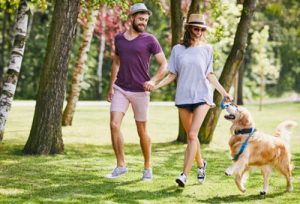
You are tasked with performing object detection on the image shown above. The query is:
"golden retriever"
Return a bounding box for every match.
[224,107,296,195]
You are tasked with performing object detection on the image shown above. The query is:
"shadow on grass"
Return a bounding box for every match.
[197,191,286,203]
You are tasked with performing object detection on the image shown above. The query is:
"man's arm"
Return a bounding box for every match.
[107,55,120,102]
[143,52,167,91]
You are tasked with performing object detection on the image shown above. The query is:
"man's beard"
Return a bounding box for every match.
[132,20,146,33]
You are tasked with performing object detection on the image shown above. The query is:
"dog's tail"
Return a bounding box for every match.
[274,120,297,148]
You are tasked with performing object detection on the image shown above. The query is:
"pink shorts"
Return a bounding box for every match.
[110,85,150,121]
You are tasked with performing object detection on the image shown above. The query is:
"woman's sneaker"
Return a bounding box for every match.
[105,167,128,179]
[197,160,207,184]
[176,173,187,187]
[142,168,152,181]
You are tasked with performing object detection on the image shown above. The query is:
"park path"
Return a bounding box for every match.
[11,93,300,107]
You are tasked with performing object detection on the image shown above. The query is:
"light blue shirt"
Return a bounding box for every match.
[168,44,215,107]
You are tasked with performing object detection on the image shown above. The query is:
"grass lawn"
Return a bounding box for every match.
[0,101,299,203]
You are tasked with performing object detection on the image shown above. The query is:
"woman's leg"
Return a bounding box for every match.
[178,108,193,170]
[182,104,210,175]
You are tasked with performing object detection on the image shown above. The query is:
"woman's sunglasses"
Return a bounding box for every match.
[192,27,206,32]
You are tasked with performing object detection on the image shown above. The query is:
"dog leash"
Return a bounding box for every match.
[233,128,255,161]
[220,97,238,114]
[220,98,255,160]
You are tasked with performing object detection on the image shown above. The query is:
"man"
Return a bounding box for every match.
[106,3,167,181]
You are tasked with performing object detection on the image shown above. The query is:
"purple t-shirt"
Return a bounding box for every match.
[114,32,162,92]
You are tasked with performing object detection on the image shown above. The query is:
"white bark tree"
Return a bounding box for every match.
[0,0,30,140]
[97,5,107,98]
[62,8,98,126]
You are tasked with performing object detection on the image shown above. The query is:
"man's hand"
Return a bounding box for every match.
[143,80,155,92]
[107,88,114,102]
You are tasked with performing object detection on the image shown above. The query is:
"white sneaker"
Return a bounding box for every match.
[142,168,152,181]
[175,173,187,187]
[105,167,128,179]
[197,160,207,184]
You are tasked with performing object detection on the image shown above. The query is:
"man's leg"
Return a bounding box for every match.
[109,87,130,171]
[135,121,151,169]
[110,111,126,167]
[130,91,151,169]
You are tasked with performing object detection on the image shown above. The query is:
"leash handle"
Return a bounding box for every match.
[220,97,234,109]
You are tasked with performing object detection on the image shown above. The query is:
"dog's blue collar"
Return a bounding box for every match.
[233,128,255,161]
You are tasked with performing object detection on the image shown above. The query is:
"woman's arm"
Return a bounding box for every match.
[207,73,230,99]
[154,72,177,90]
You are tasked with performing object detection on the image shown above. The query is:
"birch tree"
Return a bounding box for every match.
[62,5,98,126]
[0,0,30,140]
[96,5,107,98]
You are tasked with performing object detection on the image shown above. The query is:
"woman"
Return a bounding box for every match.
[153,14,230,187]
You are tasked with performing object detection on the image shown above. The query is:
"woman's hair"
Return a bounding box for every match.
[181,25,194,48]
[181,25,206,48]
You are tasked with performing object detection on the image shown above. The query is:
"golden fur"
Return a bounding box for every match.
[224,107,296,195]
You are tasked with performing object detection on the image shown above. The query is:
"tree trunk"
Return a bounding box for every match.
[233,72,238,104]
[0,2,9,92]
[259,70,264,111]
[0,0,30,141]
[23,0,80,154]
[62,9,98,126]
[199,0,257,144]
[187,0,201,18]
[170,0,186,142]
[170,0,183,48]
[97,5,107,99]
[176,0,201,143]
[237,62,244,105]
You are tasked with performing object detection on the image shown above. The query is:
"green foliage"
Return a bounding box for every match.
[2,0,299,100]
[205,1,242,75]
[251,0,300,96]
[0,0,19,11]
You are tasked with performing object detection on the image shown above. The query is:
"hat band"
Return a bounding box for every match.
[188,21,205,25]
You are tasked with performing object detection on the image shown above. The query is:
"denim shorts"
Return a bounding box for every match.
[176,102,207,112]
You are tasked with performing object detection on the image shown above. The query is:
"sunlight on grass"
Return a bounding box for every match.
[0,188,26,196]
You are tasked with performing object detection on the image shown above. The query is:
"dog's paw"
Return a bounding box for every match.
[260,191,266,196]
[260,191,266,198]
[287,185,293,192]
[239,188,246,193]
[225,168,233,176]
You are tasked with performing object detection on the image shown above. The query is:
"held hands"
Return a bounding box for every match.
[143,80,156,92]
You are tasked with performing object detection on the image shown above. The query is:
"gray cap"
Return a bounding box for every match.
[129,3,152,16]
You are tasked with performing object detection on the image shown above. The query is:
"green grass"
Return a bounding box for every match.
[0,101,300,203]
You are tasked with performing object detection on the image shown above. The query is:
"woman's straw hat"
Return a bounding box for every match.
[186,14,208,29]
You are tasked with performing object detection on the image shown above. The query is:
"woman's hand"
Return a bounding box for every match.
[144,80,156,92]
[222,92,231,102]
